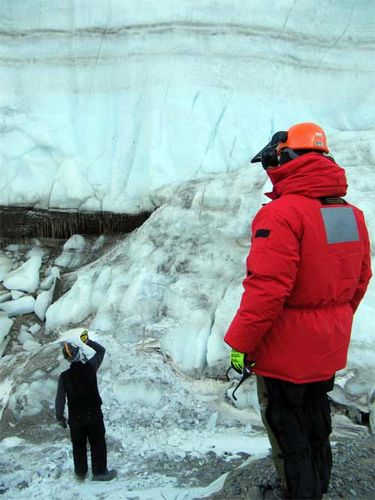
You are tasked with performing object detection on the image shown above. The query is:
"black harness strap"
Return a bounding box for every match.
[319,197,347,205]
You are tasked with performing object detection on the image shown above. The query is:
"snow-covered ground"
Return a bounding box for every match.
[0,327,270,499]
[1,0,375,498]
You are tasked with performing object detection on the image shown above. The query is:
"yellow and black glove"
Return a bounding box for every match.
[228,350,256,401]
[80,329,89,344]
[230,349,256,374]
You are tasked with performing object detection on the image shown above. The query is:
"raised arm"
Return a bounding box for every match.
[87,339,106,372]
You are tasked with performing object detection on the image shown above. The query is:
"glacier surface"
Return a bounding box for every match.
[1,0,374,211]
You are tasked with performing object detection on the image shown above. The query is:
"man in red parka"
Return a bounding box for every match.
[224,122,372,499]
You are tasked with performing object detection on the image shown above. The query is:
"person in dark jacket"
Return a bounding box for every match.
[225,123,372,499]
[55,330,117,481]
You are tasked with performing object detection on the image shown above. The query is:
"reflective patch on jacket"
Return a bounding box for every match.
[320,207,359,244]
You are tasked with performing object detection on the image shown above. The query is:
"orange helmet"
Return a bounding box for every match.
[277,122,329,154]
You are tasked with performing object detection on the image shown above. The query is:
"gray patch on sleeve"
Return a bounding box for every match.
[320,207,359,244]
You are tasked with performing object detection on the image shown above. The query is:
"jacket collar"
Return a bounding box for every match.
[265,153,348,200]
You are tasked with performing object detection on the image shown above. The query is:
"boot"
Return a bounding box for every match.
[92,469,117,481]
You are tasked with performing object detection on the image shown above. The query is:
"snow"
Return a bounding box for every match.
[113,381,163,408]
[45,167,265,377]
[0,316,13,343]
[15,327,41,352]
[11,290,26,300]
[0,291,12,304]
[41,161,375,390]
[0,436,25,449]
[0,256,12,282]
[17,329,34,345]
[62,234,86,252]
[26,246,48,260]
[40,267,60,290]
[28,323,42,335]
[0,331,271,499]
[0,296,36,317]
[0,0,375,498]
[7,378,55,417]
[0,315,13,356]
[3,256,42,294]
[35,285,55,321]
[55,237,88,268]
[21,339,41,352]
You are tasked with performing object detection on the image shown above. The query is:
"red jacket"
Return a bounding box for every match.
[224,153,372,383]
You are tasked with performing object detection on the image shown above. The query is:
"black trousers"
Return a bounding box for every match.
[69,411,107,476]
[259,375,334,500]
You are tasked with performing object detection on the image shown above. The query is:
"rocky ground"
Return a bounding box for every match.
[207,437,375,500]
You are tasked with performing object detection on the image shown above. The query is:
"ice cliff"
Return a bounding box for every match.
[1,0,374,212]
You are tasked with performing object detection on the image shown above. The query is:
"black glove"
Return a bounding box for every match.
[57,417,67,428]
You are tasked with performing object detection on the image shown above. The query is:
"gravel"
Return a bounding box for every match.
[207,437,375,500]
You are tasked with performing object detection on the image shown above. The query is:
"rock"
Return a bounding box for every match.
[0,482,9,494]
[16,481,28,490]
[207,437,375,500]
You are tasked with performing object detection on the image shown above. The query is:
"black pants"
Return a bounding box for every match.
[259,375,334,500]
[69,411,107,476]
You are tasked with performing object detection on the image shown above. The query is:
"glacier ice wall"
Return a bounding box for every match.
[1,0,375,212]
